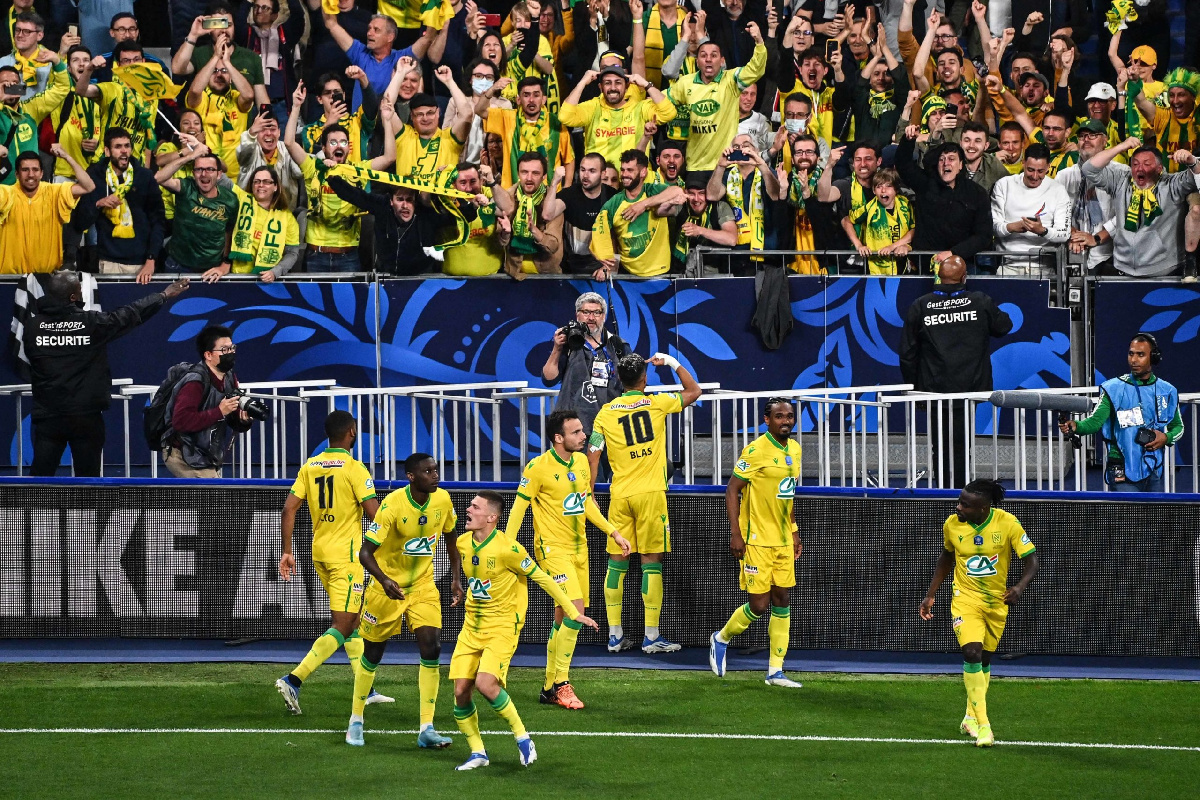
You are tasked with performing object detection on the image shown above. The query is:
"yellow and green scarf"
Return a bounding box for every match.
[787,163,822,209]
[1105,0,1142,34]
[510,109,560,188]
[725,166,764,254]
[510,181,548,255]
[868,88,895,119]
[672,203,712,263]
[855,196,914,275]
[103,163,135,238]
[1126,182,1162,231]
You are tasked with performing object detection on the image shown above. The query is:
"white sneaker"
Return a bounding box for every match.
[455,752,490,771]
[365,689,395,705]
[764,670,803,688]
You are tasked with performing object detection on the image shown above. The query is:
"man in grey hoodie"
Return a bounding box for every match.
[1080,135,1200,277]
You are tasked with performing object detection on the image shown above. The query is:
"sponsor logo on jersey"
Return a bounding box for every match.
[965,554,999,577]
[364,479,374,490]
[1020,532,1030,545]
[553,573,569,584]
[952,615,963,629]
[352,582,364,593]
[367,522,380,534]
[736,459,751,472]
[362,611,378,624]
[743,565,758,574]
[467,577,492,600]
[776,476,796,500]
[563,492,587,516]
[519,476,530,489]
[691,99,720,117]
[402,536,437,556]
[312,460,347,468]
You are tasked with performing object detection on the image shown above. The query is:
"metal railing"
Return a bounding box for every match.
[1,380,134,476]
[691,247,1067,282]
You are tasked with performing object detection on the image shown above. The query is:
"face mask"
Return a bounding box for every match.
[784,118,806,134]
[73,298,86,309]
[218,353,236,372]
[472,78,494,95]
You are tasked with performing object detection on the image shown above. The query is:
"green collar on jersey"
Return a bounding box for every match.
[472,528,498,552]
[405,485,429,512]
[620,390,647,397]
[764,432,791,451]
[324,448,350,455]
[550,448,574,468]
[969,508,995,532]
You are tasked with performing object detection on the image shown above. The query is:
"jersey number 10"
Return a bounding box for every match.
[618,410,654,447]
[316,475,336,509]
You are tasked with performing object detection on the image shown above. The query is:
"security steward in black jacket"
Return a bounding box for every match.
[24,273,190,476]
[899,256,1013,486]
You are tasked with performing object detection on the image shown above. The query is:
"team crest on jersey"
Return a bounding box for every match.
[965,554,999,577]
[743,565,759,574]
[487,557,496,569]
[467,577,493,600]
[736,459,751,472]
[362,611,378,624]
[992,532,1002,544]
[973,535,983,546]
[776,477,796,500]
[402,536,437,556]
[562,492,587,516]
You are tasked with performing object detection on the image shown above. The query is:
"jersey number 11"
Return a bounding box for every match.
[316,475,336,509]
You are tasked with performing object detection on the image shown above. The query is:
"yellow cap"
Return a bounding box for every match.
[1130,45,1158,67]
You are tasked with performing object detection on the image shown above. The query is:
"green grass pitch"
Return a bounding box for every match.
[0,663,1196,799]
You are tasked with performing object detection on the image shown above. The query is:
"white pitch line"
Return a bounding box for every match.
[0,728,1197,752]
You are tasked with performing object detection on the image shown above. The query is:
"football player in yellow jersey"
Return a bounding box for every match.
[452,491,600,770]
[709,399,804,688]
[346,453,463,749]
[589,353,701,654]
[920,480,1039,747]
[275,411,391,714]
[505,409,630,710]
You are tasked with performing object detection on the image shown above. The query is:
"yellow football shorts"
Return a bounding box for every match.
[739,543,796,594]
[606,491,671,555]
[449,626,521,686]
[950,594,1008,651]
[534,544,589,607]
[358,580,442,642]
[313,560,365,614]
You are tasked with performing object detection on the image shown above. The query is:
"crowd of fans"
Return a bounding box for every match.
[0,0,1197,280]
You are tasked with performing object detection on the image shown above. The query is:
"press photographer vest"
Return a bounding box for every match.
[1099,374,1178,484]
[163,364,241,470]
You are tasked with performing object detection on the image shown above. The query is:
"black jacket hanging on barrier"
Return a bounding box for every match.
[751,263,793,350]
[899,282,1013,394]
[23,293,166,422]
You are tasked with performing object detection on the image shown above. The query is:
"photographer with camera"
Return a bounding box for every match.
[161,324,262,478]
[1060,333,1183,493]
[541,291,632,438]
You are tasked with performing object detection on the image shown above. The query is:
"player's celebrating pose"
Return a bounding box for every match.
[505,410,630,710]
[275,411,393,713]
[588,353,701,653]
[920,479,1039,747]
[346,453,464,749]
[452,491,600,770]
[709,398,805,688]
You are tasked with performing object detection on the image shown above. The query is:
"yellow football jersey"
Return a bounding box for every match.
[590,391,682,496]
[365,486,457,590]
[589,183,676,277]
[457,529,534,633]
[732,433,802,547]
[667,43,766,171]
[557,94,677,169]
[943,508,1035,608]
[505,449,613,556]
[394,125,463,184]
[289,448,376,563]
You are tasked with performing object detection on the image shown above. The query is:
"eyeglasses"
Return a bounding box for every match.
[14,27,39,36]
[796,29,813,36]
[194,167,220,173]
[213,67,229,74]
[111,25,138,34]
[212,345,237,354]
[577,308,604,317]
[794,148,818,156]
[252,178,277,185]
[253,4,275,10]
[933,33,957,41]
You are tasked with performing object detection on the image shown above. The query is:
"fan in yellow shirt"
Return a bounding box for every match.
[275,411,388,716]
[709,399,804,688]
[0,146,92,274]
[450,490,600,771]
[184,41,254,178]
[590,149,685,277]
[589,352,702,654]
[347,453,463,749]
[504,409,630,711]
[559,63,676,169]
[386,60,472,183]
[920,480,1039,748]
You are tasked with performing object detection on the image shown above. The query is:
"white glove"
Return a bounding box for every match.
[652,352,681,371]
[423,246,445,262]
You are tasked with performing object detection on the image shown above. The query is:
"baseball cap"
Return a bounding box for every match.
[408,92,437,110]
[598,63,628,82]
[1076,119,1108,135]
[1019,72,1051,91]
[1085,82,1117,101]
[1130,45,1158,67]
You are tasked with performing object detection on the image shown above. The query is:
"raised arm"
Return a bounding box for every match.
[1133,82,1158,125]
[283,82,310,166]
[986,74,1034,135]
[155,135,208,191]
[474,76,511,119]
[911,9,940,94]
[323,11,356,53]
[433,65,472,143]
[366,103,397,171]
[172,16,208,76]
[1088,135,1142,170]
[50,145,95,196]
[187,46,221,109]
[222,42,256,112]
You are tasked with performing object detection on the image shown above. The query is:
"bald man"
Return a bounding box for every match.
[899,258,1013,486]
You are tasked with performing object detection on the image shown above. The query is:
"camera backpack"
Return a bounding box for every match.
[143,362,209,451]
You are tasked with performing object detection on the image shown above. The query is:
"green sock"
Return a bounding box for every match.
[718,603,761,642]
[293,627,344,682]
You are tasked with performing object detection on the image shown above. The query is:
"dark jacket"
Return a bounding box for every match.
[895,135,993,264]
[83,159,167,266]
[701,0,767,69]
[24,292,165,421]
[165,364,252,469]
[899,282,1013,393]
[327,176,442,274]
[546,329,632,434]
[845,64,910,148]
[236,0,306,101]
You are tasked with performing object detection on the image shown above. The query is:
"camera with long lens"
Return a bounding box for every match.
[561,320,588,350]
[229,389,270,421]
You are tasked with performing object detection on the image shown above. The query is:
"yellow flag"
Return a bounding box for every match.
[113,62,180,101]
[321,0,340,14]
[419,0,454,29]
[329,162,475,199]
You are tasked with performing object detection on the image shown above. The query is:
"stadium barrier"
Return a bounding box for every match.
[2,480,1196,658]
